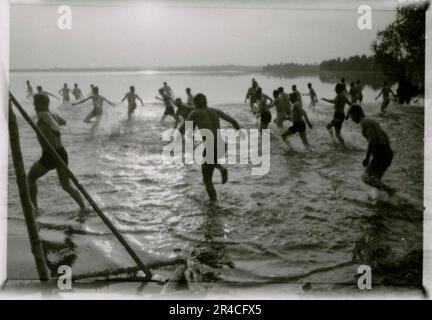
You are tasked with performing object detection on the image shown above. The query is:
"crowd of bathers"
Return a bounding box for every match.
[23,74,415,205]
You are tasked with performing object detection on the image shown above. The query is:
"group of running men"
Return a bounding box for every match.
[244,77,396,194]
[25,76,397,210]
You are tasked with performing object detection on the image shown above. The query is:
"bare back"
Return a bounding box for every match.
[187,107,221,136]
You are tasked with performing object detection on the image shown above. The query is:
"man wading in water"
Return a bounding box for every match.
[28,94,86,212]
[73,86,115,128]
[186,94,241,201]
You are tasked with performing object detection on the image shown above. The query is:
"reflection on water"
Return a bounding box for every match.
[7,71,423,290]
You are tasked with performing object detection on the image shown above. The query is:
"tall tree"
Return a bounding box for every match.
[371,2,428,82]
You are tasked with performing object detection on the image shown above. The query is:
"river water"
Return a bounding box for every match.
[7,71,423,291]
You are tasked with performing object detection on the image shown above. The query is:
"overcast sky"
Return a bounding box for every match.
[10,0,398,69]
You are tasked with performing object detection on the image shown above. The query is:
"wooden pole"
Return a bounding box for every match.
[73,258,185,281]
[9,93,152,279]
[8,101,50,281]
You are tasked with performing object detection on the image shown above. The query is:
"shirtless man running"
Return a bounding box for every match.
[172,97,194,135]
[303,83,318,107]
[245,79,260,114]
[375,81,397,114]
[36,86,59,100]
[26,81,34,99]
[28,94,86,212]
[72,86,115,128]
[282,92,313,148]
[321,83,352,148]
[185,93,241,201]
[72,83,84,100]
[59,83,71,103]
[156,88,176,121]
[347,104,395,193]
[121,86,144,120]
[186,88,194,107]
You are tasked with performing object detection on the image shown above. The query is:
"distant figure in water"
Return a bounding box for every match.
[58,83,71,103]
[255,87,274,133]
[321,83,352,148]
[26,80,34,99]
[173,97,194,135]
[278,87,291,121]
[291,85,303,106]
[245,78,260,114]
[156,88,176,121]
[162,82,174,98]
[347,104,394,194]
[36,86,59,100]
[87,84,95,97]
[303,83,318,107]
[121,86,144,120]
[28,94,85,211]
[348,82,358,103]
[72,86,115,128]
[336,78,347,96]
[375,81,396,114]
[282,91,313,148]
[186,88,194,107]
[186,93,241,201]
[356,80,363,103]
[273,90,286,129]
[72,83,84,100]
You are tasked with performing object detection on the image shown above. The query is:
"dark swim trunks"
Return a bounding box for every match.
[327,112,345,131]
[260,110,272,124]
[39,147,68,171]
[128,103,137,111]
[366,144,393,178]
[287,121,306,134]
[164,106,175,116]
[202,140,227,165]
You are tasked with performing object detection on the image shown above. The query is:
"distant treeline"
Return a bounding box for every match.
[262,63,319,75]
[319,55,383,73]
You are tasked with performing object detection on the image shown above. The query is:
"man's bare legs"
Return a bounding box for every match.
[28,162,49,210]
[299,131,310,149]
[57,167,86,209]
[28,161,85,211]
[202,164,217,201]
[214,164,228,184]
[362,172,395,194]
[326,123,346,148]
[202,163,228,201]
[334,127,346,148]
[84,111,96,123]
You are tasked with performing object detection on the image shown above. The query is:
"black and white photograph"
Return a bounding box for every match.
[0,0,430,302]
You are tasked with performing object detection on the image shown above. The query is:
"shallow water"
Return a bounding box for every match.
[8,71,423,289]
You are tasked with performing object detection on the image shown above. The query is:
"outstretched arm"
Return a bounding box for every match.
[245,88,251,102]
[173,110,181,129]
[136,95,144,106]
[72,96,92,106]
[52,113,66,126]
[321,98,335,104]
[265,95,274,104]
[363,142,373,167]
[103,97,115,106]
[375,90,383,100]
[216,110,240,130]
[121,94,127,103]
[47,92,59,100]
